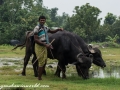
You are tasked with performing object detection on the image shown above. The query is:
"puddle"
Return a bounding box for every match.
[0,57,32,67]
[65,61,120,78]
[90,64,120,78]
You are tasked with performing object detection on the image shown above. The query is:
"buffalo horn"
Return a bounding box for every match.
[77,53,83,63]
[77,53,83,58]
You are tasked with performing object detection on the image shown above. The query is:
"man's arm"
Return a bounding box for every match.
[34,33,50,48]
[48,28,63,33]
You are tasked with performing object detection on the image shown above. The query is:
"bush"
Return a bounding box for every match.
[100,42,120,48]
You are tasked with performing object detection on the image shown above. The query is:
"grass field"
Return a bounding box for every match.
[0,45,120,90]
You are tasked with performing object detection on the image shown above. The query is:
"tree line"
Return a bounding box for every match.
[0,0,120,44]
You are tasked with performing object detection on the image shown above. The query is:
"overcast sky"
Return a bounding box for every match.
[43,0,120,20]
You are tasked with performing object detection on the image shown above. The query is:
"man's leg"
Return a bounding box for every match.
[38,66,44,80]
[38,61,46,80]
[35,44,47,80]
[42,62,46,75]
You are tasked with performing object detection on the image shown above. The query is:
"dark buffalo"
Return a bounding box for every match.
[47,31,93,79]
[12,30,106,79]
[48,31,106,77]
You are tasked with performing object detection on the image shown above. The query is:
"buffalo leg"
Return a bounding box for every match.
[32,54,38,77]
[22,53,31,76]
[54,64,61,77]
[61,64,66,79]
[55,62,66,79]
[58,60,66,79]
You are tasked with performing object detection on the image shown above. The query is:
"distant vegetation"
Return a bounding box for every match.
[0,0,120,45]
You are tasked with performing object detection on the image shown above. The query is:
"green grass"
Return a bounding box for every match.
[0,73,120,90]
[0,45,120,90]
[0,45,25,58]
[100,47,120,61]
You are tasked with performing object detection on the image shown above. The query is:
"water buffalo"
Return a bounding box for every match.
[47,31,93,79]
[48,31,106,77]
[12,30,106,79]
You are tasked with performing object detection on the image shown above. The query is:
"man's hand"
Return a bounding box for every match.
[45,44,53,49]
[58,28,63,31]
[49,44,53,49]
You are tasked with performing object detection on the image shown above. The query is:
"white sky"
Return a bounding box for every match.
[43,0,120,21]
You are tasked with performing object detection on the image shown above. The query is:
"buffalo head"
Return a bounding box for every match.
[73,53,93,79]
[88,45,106,68]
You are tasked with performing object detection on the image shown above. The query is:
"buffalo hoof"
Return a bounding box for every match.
[62,77,66,79]
[54,73,60,77]
[21,72,26,76]
[21,74,26,76]
[83,77,89,80]
[62,74,66,79]
[34,74,38,77]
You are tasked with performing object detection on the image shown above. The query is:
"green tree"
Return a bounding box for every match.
[104,13,117,25]
[68,3,101,42]
[111,17,120,42]
[0,0,44,44]
[50,8,58,22]
[106,34,119,43]
[56,12,69,28]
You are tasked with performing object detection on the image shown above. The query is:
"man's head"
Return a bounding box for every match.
[38,15,46,26]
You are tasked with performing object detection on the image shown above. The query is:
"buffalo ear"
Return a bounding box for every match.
[88,44,95,53]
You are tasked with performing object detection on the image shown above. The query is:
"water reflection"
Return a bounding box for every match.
[90,62,120,78]
[66,61,120,78]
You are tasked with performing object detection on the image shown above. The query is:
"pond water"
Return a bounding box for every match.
[66,61,120,78]
[90,60,120,78]
[90,66,120,78]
